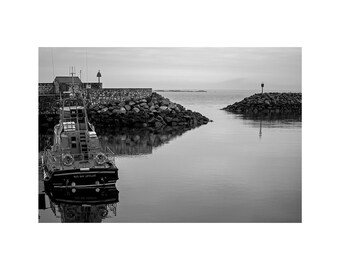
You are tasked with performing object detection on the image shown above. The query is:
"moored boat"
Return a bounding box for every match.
[42,96,119,191]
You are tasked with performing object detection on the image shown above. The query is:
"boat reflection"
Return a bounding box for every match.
[41,183,119,223]
[40,126,192,156]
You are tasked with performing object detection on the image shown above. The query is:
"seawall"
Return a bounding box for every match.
[89,88,152,104]
[39,88,152,114]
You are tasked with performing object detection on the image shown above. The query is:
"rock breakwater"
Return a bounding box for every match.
[222,92,301,115]
[88,92,210,129]
[39,92,210,132]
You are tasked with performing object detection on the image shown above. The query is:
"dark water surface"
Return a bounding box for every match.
[39,90,301,222]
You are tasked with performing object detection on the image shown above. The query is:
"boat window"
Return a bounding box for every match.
[71,136,77,148]
[88,131,97,138]
[64,122,76,131]
[63,111,71,118]
[70,110,77,117]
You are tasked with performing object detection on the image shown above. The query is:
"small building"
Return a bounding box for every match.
[83,82,102,90]
[53,76,83,93]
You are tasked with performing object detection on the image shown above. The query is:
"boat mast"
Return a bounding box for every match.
[70,66,76,95]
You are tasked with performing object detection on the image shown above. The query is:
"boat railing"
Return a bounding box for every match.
[46,150,116,167]
[45,151,58,167]
[105,146,116,165]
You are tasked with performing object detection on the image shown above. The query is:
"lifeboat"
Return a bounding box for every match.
[42,96,119,192]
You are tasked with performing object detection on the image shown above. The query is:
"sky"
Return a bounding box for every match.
[39,47,301,91]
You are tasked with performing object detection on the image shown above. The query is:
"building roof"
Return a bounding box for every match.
[54,76,82,84]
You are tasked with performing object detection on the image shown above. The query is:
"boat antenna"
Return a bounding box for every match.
[51,48,55,79]
[70,66,76,95]
[85,48,88,83]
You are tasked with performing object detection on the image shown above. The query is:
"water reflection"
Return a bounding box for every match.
[230,113,301,134]
[40,126,193,156]
[39,134,53,151]
[40,184,119,223]
[98,127,191,156]
[233,113,301,127]
[225,112,301,139]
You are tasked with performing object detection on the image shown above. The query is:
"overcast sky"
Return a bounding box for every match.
[39,47,301,90]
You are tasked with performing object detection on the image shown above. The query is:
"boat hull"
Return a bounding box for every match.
[43,167,119,190]
[44,183,119,205]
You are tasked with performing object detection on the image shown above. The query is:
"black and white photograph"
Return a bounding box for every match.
[2,0,340,269]
[38,47,301,223]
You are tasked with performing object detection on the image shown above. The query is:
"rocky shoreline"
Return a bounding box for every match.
[222,92,302,115]
[39,92,210,132]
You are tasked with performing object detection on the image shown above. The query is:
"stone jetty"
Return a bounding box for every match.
[87,92,210,129]
[222,92,302,115]
[39,92,210,132]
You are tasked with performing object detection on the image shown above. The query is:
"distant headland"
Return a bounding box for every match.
[155,90,207,93]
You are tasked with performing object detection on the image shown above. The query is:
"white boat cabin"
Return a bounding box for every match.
[53,105,100,158]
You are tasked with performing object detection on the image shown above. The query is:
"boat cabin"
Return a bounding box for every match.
[53,99,100,159]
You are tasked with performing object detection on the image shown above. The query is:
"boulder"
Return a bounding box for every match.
[164,117,173,123]
[161,99,170,106]
[169,102,176,109]
[133,107,140,113]
[155,121,163,128]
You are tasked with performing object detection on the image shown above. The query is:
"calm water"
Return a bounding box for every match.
[39,90,301,222]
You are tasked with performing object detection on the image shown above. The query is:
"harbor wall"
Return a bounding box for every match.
[38,86,152,105]
[89,88,152,104]
[39,83,54,94]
